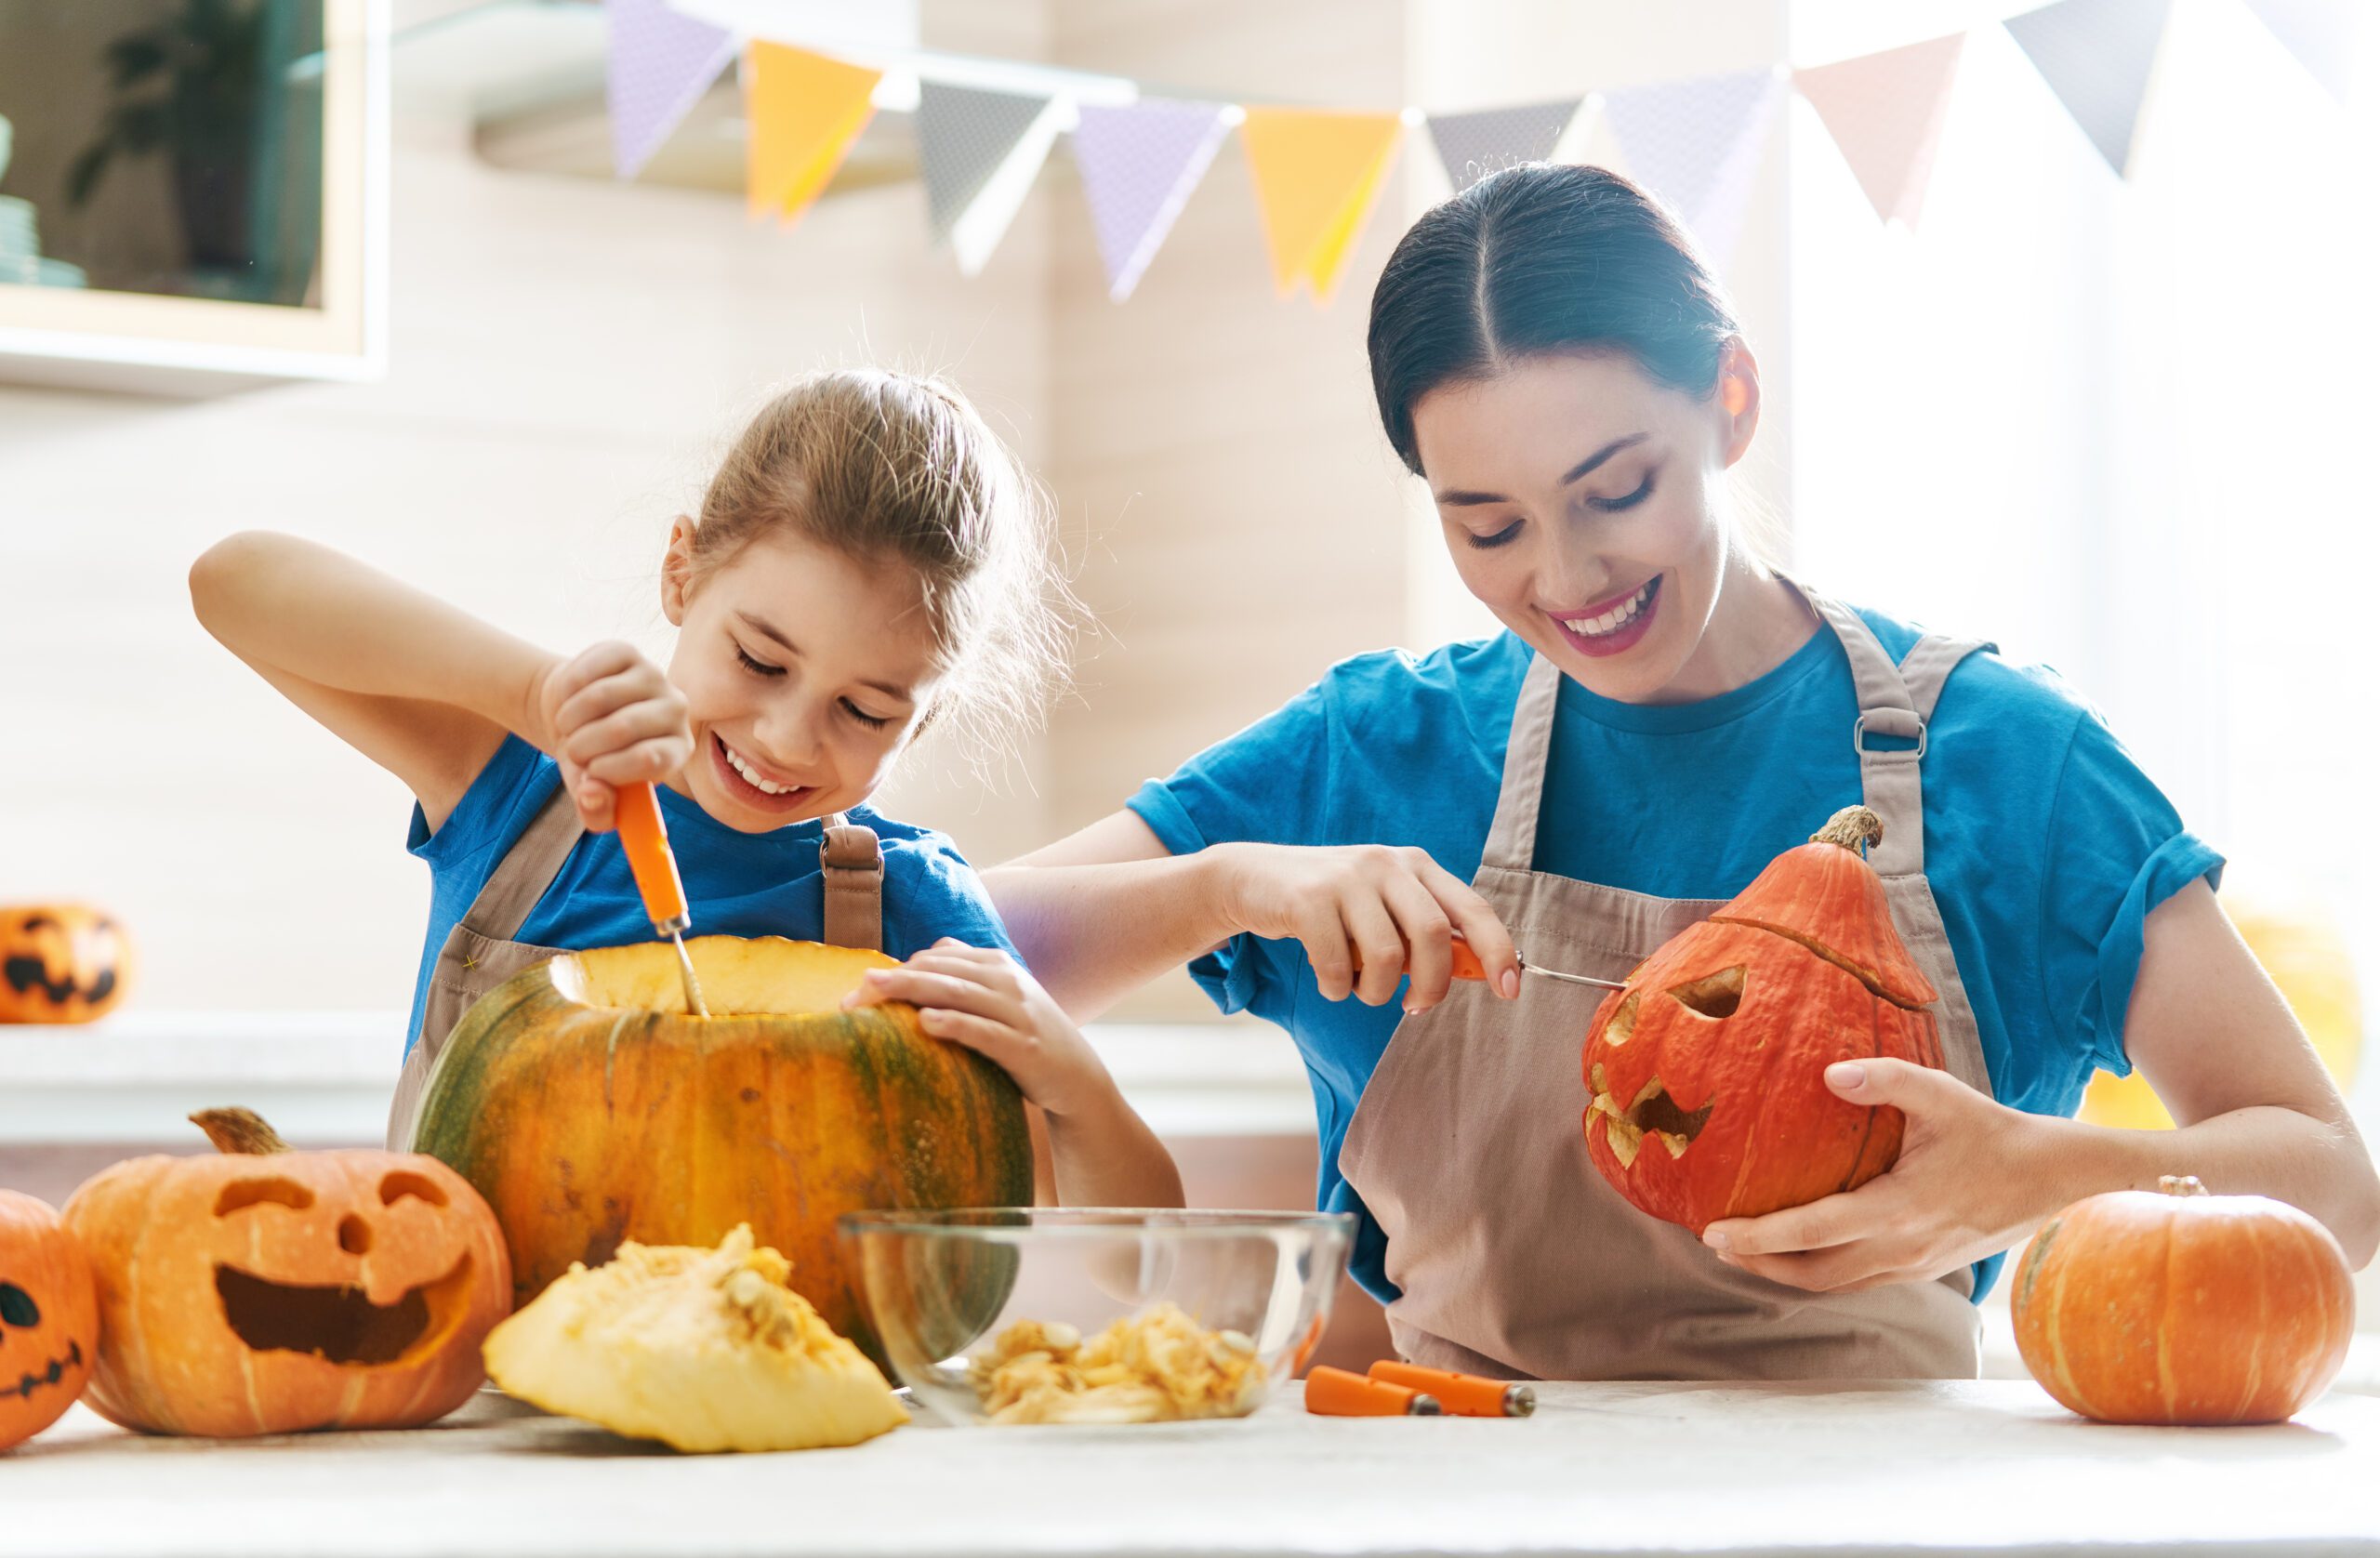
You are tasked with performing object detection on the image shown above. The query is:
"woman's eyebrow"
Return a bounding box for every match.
[1433,432,1649,507]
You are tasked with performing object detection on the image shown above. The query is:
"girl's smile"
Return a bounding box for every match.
[707,732,820,814]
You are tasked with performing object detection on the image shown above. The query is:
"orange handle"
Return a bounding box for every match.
[1349,940,1490,983]
[614,781,690,934]
[1304,1366,1441,1417]
[1367,1360,1535,1418]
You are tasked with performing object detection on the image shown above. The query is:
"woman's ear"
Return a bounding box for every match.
[661,516,698,627]
[1714,339,1762,468]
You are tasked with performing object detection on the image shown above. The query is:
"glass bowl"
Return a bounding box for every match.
[839,1208,1355,1427]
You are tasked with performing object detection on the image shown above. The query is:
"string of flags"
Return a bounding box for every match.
[606,0,2362,304]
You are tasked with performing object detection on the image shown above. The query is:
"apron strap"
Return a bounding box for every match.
[821,813,885,952]
[455,782,584,942]
[1478,653,1564,874]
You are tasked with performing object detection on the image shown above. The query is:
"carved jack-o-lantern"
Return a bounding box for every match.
[0,904,133,1024]
[0,1191,98,1450]
[61,1109,511,1437]
[1581,806,1946,1234]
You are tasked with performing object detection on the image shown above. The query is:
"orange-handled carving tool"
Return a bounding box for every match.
[1367,1360,1536,1418]
[1352,937,1627,992]
[614,780,708,1017]
[1304,1366,1442,1417]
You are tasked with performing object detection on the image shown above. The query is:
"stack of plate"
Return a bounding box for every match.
[0,114,89,290]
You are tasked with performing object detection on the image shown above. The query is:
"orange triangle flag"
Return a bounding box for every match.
[1793,33,1965,229]
[1239,107,1405,302]
[746,43,882,226]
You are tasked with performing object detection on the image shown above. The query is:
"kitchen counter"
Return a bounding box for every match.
[5,1380,2371,1557]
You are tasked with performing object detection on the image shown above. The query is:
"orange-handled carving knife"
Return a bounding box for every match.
[615,780,708,1017]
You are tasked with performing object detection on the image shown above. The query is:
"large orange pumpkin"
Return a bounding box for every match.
[0,1191,97,1450]
[61,1109,511,1437]
[2013,1175,2354,1425]
[0,904,133,1024]
[409,936,1034,1369]
[1581,805,1945,1232]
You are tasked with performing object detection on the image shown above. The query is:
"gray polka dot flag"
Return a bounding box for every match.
[2003,0,2174,176]
[1072,98,1232,300]
[1425,99,1583,193]
[919,81,1054,244]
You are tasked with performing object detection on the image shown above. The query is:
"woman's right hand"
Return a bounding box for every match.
[532,641,694,832]
[1204,842,1519,1013]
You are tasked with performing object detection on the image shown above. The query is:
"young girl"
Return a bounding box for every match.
[192,367,1178,1210]
[985,165,2380,1380]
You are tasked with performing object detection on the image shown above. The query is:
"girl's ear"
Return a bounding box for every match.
[661,516,698,627]
[1714,338,1762,469]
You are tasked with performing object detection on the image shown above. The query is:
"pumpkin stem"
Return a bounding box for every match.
[1811,805,1884,856]
[191,1107,292,1156]
[2158,1174,2210,1198]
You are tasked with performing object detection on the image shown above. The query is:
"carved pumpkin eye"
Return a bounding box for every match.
[380,1171,447,1208]
[215,1179,316,1216]
[0,1282,39,1327]
[1665,966,1746,1019]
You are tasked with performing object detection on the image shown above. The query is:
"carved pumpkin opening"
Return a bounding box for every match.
[1603,993,1640,1046]
[213,1256,478,1368]
[4,1338,83,1402]
[1586,1066,1713,1169]
[215,1178,315,1216]
[1666,966,1745,1020]
[379,1171,447,1208]
[545,938,887,1019]
[0,1281,36,1327]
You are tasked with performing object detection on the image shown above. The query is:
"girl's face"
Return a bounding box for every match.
[1409,346,1764,704]
[661,527,945,833]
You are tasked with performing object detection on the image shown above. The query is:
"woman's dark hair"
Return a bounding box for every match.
[1368,164,1740,475]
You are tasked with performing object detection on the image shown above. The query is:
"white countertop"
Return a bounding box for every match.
[5,1380,2372,1557]
[0,1012,1315,1142]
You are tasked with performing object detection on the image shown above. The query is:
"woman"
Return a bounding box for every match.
[985,165,2378,1380]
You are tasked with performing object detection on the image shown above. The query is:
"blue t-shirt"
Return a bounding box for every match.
[1128,611,2222,1305]
[405,735,1018,1052]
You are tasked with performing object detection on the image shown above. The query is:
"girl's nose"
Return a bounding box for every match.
[754,703,825,769]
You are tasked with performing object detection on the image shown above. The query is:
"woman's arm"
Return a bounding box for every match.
[1705,879,2380,1288]
[987,812,1522,1023]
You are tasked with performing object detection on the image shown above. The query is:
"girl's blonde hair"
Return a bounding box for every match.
[688,368,1071,764]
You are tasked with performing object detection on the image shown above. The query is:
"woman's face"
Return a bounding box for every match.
[661,528,944,833]
[1409,348,1759,703]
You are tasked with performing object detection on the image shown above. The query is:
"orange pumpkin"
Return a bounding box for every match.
[0,904,133,1024]
[0,1191,97,1450]
[1580,805,1945,1232]
[61,1109,511,1437]
[2012,1175,2354,1425]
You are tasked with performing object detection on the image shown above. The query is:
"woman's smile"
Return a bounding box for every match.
[1549,574,1661,658]
[707,732,819,814]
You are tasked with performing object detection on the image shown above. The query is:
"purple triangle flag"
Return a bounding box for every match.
[2003,0,2173,176]
[1600,69,1782,268]
[2244,0,2364,104]
[607,0,737,179]
[1072,99,1232,301]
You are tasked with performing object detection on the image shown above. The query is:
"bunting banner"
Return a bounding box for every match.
[745,44,882,225]
[1600,69,1782,267]
[605,0,738,180]
[2003,0,2175,176]
[1240,107,1405,302]
[2243,0,2364,104]
[1426,98,1585,193]
[1793,33,1966,229]
[919,81,1064,276]
[1073,99,1234,301]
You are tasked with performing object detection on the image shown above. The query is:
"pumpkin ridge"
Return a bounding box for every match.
[1708,914,1936,1010]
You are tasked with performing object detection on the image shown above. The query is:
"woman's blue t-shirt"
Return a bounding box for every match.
[1127,610,2222,1305]
[404,735,1018,1052]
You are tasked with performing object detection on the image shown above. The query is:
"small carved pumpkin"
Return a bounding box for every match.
[61,1109,510,1437]
[2014,1176,2355,1424]
[1581,806,1946,1233]
[0,904,134,1024]
[0,1191,98,1450]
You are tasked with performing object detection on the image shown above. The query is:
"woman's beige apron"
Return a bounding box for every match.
[384,786,886,1149]
[1338,588,1994,1380]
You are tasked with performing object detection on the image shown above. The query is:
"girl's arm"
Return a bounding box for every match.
[191,532,685,832]
[985,811,1522,1023]
[1705,879,2380,1288]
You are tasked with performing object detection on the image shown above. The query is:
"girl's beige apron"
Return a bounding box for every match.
[384,790,884,1149]
[1338,588,1993,1380]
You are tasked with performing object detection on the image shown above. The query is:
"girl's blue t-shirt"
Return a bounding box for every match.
[404,735,1018,1052]
[1127,610,2222,1306]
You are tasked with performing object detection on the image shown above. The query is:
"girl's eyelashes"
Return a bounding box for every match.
[1588,473,1656,513]
[1467,519,1524,550]
[734,643,785,678]
[840,698,892,731]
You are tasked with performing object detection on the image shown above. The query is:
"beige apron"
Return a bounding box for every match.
[1338,587,1994,1380]
[385,785,886,1149]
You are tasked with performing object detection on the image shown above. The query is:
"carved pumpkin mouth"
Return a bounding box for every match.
[214,1256,477,1368]
[1587,1065,1713,1168]
[5,1339,84,1400]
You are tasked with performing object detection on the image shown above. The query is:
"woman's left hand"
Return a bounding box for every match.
[842,939,1121,1122]
[1699,1059,2059,1292]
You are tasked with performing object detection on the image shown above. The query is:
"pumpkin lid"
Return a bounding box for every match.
[1712,806,1938,1010]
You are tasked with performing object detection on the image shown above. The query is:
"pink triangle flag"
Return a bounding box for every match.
[606,0,737,179]
[1073,99,1233,301]
[1600,69,1784,268]
[1794,33,1967,229]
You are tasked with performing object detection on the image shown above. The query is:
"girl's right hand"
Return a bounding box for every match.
[532,640,694,832]
[1204,842,1520,1013]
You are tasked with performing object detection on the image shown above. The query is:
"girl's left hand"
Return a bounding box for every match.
[1699,1059,2059,1292]
[842,939,1121,1121]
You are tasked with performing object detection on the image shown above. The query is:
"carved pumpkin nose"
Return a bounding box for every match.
[337,1216,372,1255]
